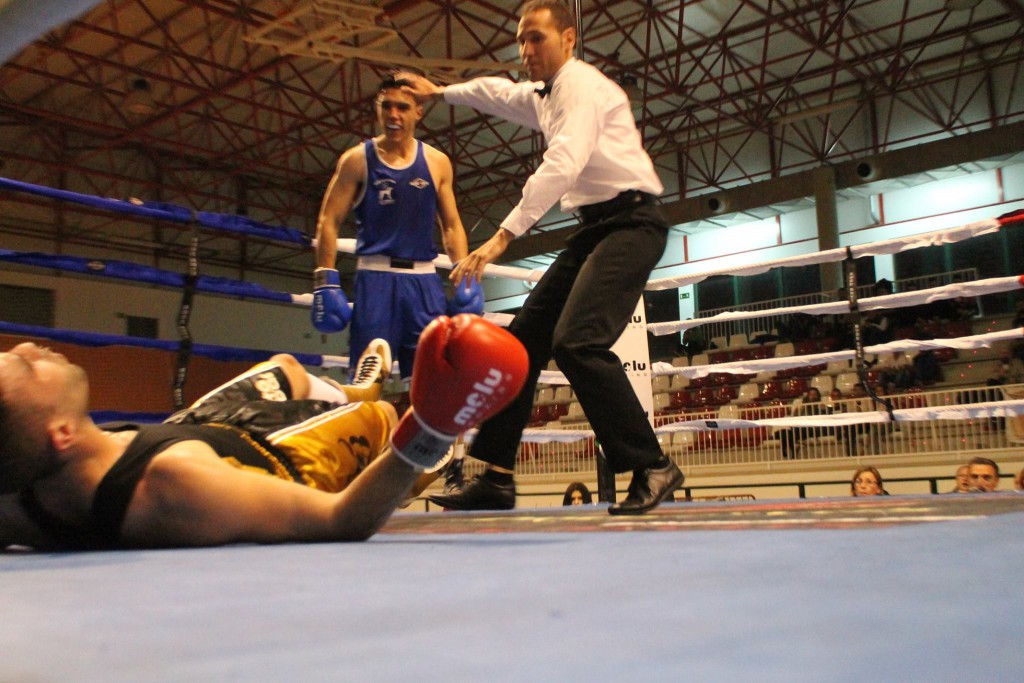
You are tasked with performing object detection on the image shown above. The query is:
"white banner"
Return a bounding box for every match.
[612,297,655,426]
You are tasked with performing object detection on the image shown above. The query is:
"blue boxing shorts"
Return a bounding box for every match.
[349,269,446,379]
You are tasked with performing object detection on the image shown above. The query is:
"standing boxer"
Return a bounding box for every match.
[311,77,481,380]
[0,316,527,549]
[399,0,683,515]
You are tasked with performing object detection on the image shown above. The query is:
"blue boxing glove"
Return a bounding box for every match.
[447,277,484,316]
[311,267,352,333]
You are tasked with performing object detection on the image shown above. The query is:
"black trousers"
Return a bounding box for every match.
[469,199,669,474]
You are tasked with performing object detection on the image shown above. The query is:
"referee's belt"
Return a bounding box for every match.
[577,190,656,223]
[356,254,436,274]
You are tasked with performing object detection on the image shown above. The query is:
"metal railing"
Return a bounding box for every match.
[690,268,980,344]
[469,381,1020,478]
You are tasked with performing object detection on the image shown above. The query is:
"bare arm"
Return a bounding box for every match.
[424,146,468,265]
[121,441,418,547]
[450,228,515,285]
[314,145,365,269]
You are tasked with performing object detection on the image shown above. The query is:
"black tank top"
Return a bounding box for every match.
[20,423,305,549]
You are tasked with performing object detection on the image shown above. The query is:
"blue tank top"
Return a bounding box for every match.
[354,139,439,261]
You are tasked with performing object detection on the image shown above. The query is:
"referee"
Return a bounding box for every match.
[399,0,683,515]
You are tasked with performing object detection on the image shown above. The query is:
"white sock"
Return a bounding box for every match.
[305,373,349,404]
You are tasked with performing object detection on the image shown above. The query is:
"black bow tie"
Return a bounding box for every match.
[535,83,552,99]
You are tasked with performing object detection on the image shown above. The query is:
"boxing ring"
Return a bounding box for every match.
[3,176,1024,681]
[4,494,1024,681]
[3,176,1024,483]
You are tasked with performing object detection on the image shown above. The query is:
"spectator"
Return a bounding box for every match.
[912,349,943,385]
[881,353,921,391]
[779,387,829,459]
[950,464,972,493]
[987,354,1024,387]
[562,482,593,506]
[966,456,1000,492]
[862,279,894,347]
[851,466,888,496]
[680,324,707,360]
[1014,466,1023,491]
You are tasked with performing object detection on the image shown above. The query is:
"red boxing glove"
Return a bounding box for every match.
[391,314,528,470]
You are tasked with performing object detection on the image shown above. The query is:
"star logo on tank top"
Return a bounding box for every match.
[374,178,396,205]
[409,177,430,189]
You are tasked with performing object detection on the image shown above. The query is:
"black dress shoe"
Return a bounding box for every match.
[608,459,684,516]
[441,457,465,494]
[427,475,516,511]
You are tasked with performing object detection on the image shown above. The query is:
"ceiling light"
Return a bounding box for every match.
[122,78,157,117]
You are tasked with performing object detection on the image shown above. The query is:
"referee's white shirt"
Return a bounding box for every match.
[443,57,664,238]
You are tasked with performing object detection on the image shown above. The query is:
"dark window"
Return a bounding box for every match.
[126,315,158,339]
[696,274,733,312]
[781,264,821,298]
[0,285,54,326]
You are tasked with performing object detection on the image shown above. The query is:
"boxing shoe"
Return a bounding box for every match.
[337,338,392,403]
[427,473,515,511]
[608,458,684,516]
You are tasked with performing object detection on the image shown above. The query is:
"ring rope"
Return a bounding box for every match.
[645,208,1024,291]
[498,398,1024,444]
[652,328,1024,379]
[646,275,1024,336]
[0,320,345,368]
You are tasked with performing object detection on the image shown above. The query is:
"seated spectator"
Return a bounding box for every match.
[986,354,1024,386]
[966,456,1000,492]
[949,296,977,321]
[562,482,593,506]
[680,324,707,360]
[950,464,971,493]
[851,466,888,496]
[862,279,895,347]
[780,313,815,345]
[912,349,943,385]
[881,355,922,391]
[779,387,829,459]
[842,382,891,456]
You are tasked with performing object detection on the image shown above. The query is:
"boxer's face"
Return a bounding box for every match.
[0,343,88,423]
[0,343,90,491]
[376,87,421,141]
[517,9,574,83]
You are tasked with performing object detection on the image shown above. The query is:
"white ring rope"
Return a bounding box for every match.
[329,214,1021,345]
[653,328,1024,379]
[645,217,1004,290]
[647,276,1024,336]
[483,399,1024,445]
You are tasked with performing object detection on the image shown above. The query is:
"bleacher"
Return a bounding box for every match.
[501,309,1023,478]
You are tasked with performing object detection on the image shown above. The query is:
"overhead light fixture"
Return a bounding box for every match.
[122,77,157,117]
[944,0,982,11]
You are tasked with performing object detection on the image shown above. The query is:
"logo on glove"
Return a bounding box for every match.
[453,368,511,428]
